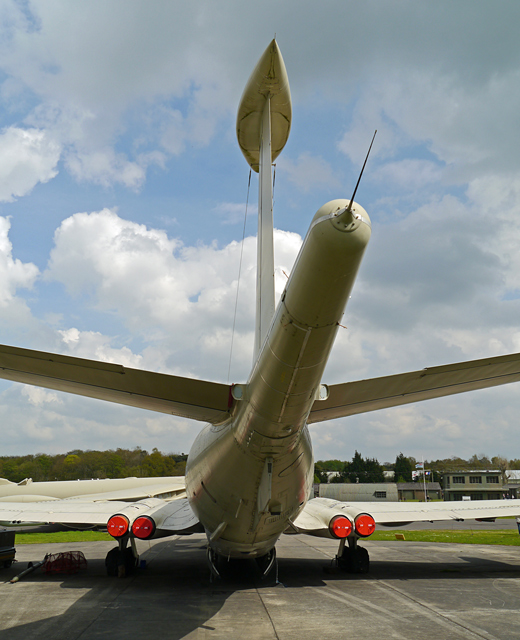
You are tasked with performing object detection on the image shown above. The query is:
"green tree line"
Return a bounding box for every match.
[315,451,386,483]
[314,452,517,483]
[2,449,515,485]
[0,448,187,483]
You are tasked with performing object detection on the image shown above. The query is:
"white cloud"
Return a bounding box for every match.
[0,2,518,193]
[0,384,196,453]
[0,216,39,305]
[0,127,60,201]
[64,147,146,190]
[0,2,236,189]
[2,2,520,462]
[44,208,302,381]
[58,328,143,368]
[21,385,62,407]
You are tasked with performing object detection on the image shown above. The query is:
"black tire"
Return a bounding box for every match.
[353,547,370,574]
[105,547,119,576]
[337,547,352,572]
[105,547,137,577]
[337,546,370,574]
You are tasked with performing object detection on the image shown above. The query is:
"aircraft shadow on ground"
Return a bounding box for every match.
[2,539,520,639]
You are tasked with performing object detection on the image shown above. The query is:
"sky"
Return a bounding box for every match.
[1,0,520,464]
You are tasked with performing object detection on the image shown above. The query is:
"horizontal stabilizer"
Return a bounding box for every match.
[0,344,232,424]
[309,352,520,423]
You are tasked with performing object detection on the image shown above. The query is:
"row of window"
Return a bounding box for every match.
[451,476,499,484]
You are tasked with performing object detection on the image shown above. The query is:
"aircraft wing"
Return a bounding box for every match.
[0,344,232,424]
[309,352,520,423]
[0,496,202,535]
[0,477,187,503]
[289,497,520,537]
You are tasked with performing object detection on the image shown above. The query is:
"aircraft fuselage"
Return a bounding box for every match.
[186,199,372,558]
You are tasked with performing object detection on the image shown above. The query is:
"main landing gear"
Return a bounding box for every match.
[336,537,370,574]
[105,536,138,577]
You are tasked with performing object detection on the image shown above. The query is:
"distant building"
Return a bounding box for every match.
[443,470,504,501]
[318,482,441,502]
[319,483,398,501]
[397,482,442,501]
[503,470,520,499]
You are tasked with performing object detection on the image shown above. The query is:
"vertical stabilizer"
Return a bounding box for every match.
[255,97,275,357]
[236,40,292,360]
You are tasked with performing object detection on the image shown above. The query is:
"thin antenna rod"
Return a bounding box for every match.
[346,130,377,213]
[227,169,252,383]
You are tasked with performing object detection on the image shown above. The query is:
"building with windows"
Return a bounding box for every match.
[443,470,504,501]
[503,470,520,499]
[318,483,399,501]
[317,482,442,502]
[397,482,442,501]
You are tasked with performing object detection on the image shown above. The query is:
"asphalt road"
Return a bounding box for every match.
[1,533,519,639]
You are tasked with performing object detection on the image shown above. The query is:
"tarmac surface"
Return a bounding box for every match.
[1,532,519,640]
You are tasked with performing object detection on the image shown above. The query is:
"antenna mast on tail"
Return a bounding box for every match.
[345,130,377,215]
[236,40,292,361]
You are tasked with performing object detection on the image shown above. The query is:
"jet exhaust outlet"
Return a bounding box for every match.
[354,513,376,537]
[107,514,129,538]
[329,515,353,539]
[131,515,156,539]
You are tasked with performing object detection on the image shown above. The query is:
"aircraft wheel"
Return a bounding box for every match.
[337,546,370,574]
[105,547,119,576]
[105,547,137,577]
[353,547,369,573]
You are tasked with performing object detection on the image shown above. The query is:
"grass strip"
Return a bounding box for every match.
[12,529,520,546]
[15,531,113,544]
[370,529,520,546]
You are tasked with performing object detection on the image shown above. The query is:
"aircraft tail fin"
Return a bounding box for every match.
[236,40,292,361]
[255,93,275,359]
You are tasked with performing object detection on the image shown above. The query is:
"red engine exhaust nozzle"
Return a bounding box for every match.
[107,514,129,538]
[329,515,353,539]
[354,513,376,537]
[132,515,156,540]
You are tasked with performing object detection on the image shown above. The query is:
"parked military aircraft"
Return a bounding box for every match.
[1,40,520,577]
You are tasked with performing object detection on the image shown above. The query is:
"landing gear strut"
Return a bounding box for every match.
[255,547,277,579]
[206,546,278,581]
[105,536,138,577]
[336,537,370,574]
[206,546,221,580]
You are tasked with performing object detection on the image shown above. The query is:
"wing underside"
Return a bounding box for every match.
[290,497,520,537]
[0,496,202,536]
[309,352,520,423]
[0,344,232,424]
